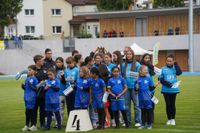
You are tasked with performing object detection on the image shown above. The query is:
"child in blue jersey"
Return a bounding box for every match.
[104,52,115,76]
[121,49,141,126]
[74,66,91,109]
[21,65,38,132]
[135,66,159,129]
[64,56,79,115]
[90,67,106,129]
[55,57,68,125]
[159,55,182,126]
[140,53,156,122]
[44,69,61,130]
[107,66,129,128]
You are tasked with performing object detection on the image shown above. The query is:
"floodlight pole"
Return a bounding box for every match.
[189,0,194,72]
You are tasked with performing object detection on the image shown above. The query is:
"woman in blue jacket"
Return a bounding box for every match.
[159,55,182,126]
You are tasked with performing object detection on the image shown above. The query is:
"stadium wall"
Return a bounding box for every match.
[0,40,70,75]
[75,34,200,71]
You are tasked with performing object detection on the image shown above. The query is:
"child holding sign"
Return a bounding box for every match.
[135,66,159,129]
[21,65,38,131]
[90,67,106,129]
[159,55,182,126]
[107,66,129,128]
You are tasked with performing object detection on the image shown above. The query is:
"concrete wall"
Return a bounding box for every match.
[75,34,200,71]
[0,40,70,75]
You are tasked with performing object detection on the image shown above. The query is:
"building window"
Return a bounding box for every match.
[52,26,62,34]
[52,9,61,16]
[25,9,34,15]
[25,26,35,34]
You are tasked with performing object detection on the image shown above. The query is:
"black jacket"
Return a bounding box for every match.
[43,58,56,70]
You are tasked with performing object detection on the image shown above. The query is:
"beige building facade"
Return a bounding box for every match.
[43,0,72,39]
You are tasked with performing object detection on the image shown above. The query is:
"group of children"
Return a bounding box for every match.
[21,47,182,131]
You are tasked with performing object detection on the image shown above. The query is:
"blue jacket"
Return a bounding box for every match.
[106,63,115,76]
[64,66,79,85]
[159,64,182,94]
[122,61,141,89]
[57,68,67,96]
[45,78,60,104]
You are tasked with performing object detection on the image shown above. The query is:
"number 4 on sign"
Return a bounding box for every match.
[65,110,93,132]
[72,115,80,130]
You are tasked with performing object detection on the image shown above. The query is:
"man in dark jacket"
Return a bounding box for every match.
[43,48,56,70]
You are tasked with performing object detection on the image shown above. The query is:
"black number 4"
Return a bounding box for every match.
[72,115,80,130]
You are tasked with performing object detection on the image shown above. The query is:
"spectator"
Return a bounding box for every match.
[103,30,108,38]
[14,35,19,48]
[4,36,9,49]
[112,30,117,37]
[119,32,125,37]
[18,35,23,49]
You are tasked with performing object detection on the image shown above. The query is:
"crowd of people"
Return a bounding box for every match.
[20,46,182,131]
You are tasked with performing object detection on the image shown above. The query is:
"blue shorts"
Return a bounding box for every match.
[110,98,125,111]
[45,103,60,112]
[74,93,90,109]
[139,100,152,109]
[25,100,35,109]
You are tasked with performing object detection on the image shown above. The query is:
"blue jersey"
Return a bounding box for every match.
[45,78,60,104]
[137,76,154,109]
[107,76,126,96]
[91,78,106,95]
[160,66,179,94]
[74,78,91,108]
[91,78,106,109]
[122,61,141,89]
[106,63,115,75]
[24,76,38,109]
[64,66,79,85]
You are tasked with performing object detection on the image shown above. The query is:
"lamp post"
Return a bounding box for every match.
[189,0,194,72]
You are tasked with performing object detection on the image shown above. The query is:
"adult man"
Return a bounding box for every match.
[43,48,56,70]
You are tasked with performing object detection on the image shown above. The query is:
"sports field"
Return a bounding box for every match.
[0,76,200,133]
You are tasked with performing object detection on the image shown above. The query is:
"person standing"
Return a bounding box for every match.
[43,48,56,70]
[33,55,48,129]
[159,55,182,126]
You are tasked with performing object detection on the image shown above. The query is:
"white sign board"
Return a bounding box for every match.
[65,110,93,132]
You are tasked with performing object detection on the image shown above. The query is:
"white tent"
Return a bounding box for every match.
[130,43,153,55]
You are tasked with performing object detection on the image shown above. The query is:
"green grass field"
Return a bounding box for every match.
[0,76,200,133]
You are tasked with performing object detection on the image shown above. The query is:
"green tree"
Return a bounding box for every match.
[0,0,23,36]
[153,0,184,8]
[97,0,133,11]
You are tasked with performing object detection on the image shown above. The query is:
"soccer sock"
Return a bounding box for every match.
[114,111,119,127]
[55,111,61,128]
[46,111,52,129]
[97,109,102,127]
[25,109,31,126]
[121,110,129,127]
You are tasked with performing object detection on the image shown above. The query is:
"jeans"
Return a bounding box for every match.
[124,89,141,124]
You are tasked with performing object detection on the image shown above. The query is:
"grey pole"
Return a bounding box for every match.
[189,0,194,72]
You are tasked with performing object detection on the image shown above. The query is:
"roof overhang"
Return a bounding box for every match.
[74,6,200,19]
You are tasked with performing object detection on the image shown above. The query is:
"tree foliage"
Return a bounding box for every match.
[153,0,185,8]
[0,0,23,36]
[97,0,133,11]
